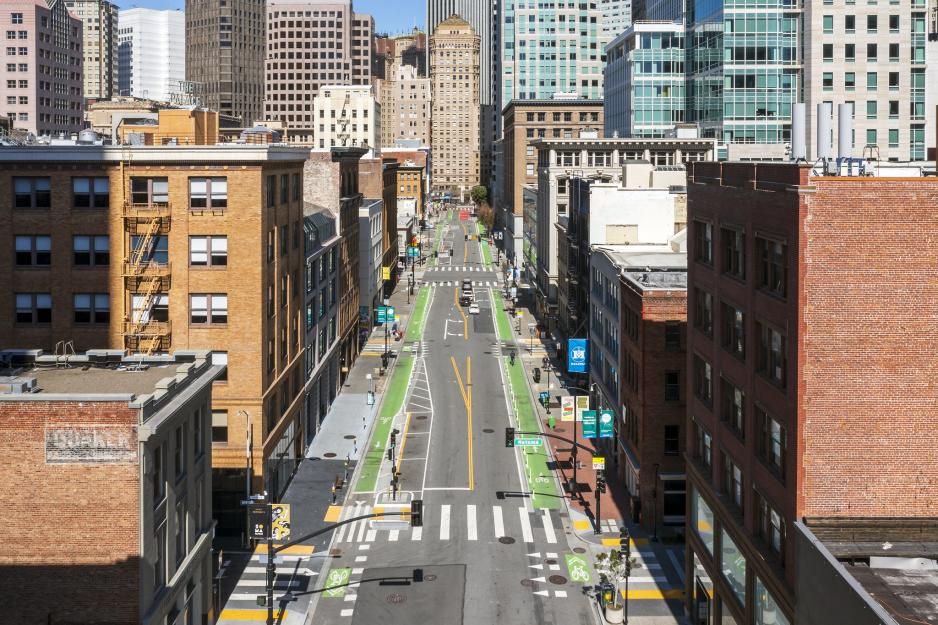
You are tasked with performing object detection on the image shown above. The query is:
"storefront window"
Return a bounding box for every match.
[755,576,790,625]
[693,553,713,625]
[721,528,747,606]
[693,486,715,555]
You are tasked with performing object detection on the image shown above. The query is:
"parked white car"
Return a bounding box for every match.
[468,303,480,315]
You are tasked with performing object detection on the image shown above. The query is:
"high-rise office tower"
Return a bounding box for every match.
[803,1,927,162]
[264,1,374,145]
[65,0,119,102]
[0,0,84,135]
[685,1,799,158]
[600,0,633,38]
[430,15,480,199]
[118,8,186,103]
[185,0,265,126]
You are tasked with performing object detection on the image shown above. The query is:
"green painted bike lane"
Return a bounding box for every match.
[481,239,493,267]
[354,355,415,493]
[404,286,430,343]
[492,290,561,509]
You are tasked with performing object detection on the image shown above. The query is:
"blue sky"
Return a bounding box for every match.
[114,1,425,35]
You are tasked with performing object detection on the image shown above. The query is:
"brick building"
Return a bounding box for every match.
[359,156,400,293]
[0,350,221,625]
[684,162,938,625]
[0,144,310,535]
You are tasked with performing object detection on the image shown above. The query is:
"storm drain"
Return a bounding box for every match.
[549,575,567,585]
[499,536,516,545]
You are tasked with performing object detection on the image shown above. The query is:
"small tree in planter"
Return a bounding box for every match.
[595,549,640,624]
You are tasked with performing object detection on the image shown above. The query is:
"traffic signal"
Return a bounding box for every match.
[390,429,398,447]
[505,427,515,447]
[620,527,630,558]
[410,499,423,527]
[596,469,606,493]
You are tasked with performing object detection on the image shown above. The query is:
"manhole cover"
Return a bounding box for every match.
[424,574,437,582]
[546,559,557,565]
[573,547,586,554]
[499,536,516,545]
[386,593,406,605]
[482,428,494,433]
[548,575,567,585]
[343,435,357,440]
[323,452,337,458]
[520,579,534,587]
[416,415,428,420]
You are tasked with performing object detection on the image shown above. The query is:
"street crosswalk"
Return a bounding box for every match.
[422,280,499,287]
[332,501,565,545]
[360,337,389,357]
[217,544,316,623]
[424,265,498,273]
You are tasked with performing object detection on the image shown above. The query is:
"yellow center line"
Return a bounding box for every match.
[396,411,412,470]
[462,223,469,263]
[450,356,475,490]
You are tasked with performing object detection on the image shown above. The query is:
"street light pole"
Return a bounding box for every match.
[652,463,660,542]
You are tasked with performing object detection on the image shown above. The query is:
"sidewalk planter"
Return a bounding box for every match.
[604,604,624,624]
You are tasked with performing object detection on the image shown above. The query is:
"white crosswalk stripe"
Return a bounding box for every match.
[467,504,477,541]
[411,526,422,541]
[440,504,451,541]
[541,509,557,544]
[493,505,505,538]
[519,506,534,543]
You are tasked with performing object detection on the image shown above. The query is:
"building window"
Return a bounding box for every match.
[14,235,50,266]
[154,521,166,592]
[73,293,109,324]
[694,288,713,336]
[267,230,275,262]
[190,294,228,325]
[664,321,681,350]
[174,500,186,566]
[756,237,786,297]
[174,424,186,478]
[756,322,786,388]
[694,420,712,472]
[13,177,51,208]
[822,72,833,90]
[152,444,165,504]
[15,292,51,323]
[131,235,168,266]
[267,175,276,208]
[693,355,712,404]
[211,352,228,382]
[73,235,109,266]
[755,576,791,625]
[721,528,747,606]
[193,407,204,458]
[757,406,786,478]
[280,174,289,203]
[132,294,169,322]
[694,220,712,265]
[72,177,109,208]
[211,410,228,443]
[664,371,680,402]
[664,425,680,456]
[723,453,743,510]
[190,236,227,266]
[755,491,786,562]
[720,302,745,359]
[691,486,714,555]
[720,377,745,437]
[292,173,301,201]
[721,227,745,279]
[866,72,878,90]
[189,177,228,209]
[130,177,168,206]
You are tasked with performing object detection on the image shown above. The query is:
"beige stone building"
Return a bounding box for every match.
[380,64,431,147]
[313,84,380,150]
[429,15,480,200]
[0,144,310,534]
[65,0,119,103]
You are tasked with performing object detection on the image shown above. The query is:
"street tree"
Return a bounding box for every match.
[470,184,488,206]
[594,548,640,621]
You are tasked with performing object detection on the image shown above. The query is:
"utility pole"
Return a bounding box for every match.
[594,469,606,535]
[265,502,274,625]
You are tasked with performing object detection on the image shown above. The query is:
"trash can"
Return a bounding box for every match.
[533,368,541,383]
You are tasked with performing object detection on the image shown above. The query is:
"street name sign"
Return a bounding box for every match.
[514,438,542,447]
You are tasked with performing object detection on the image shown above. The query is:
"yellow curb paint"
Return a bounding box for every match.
[219,609,288,621]
[253,544,314,555]
[601,537,650,547]
[621,588,684,600]
[573,520,591,530]
[324,505,342,523]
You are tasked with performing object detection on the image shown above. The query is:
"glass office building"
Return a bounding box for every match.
[686,0,799,147]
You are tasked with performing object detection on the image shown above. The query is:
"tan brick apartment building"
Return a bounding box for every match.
[0,144,311,534]
[429,15,480,200]
[684,162,938,625]
[500,99,603,262]
[0,350,221,625]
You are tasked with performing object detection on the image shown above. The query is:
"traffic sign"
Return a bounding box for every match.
[514,438,542,447]
[592,456,605,470]
[582,410,597,439]
[598,409,614,439]
[407,246,419,258]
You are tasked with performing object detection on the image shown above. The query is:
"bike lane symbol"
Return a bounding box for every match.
[564,553,592,584]
[323,567,351,598]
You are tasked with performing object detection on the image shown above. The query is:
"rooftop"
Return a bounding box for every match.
[3,364,179,396]
[0,144,311,164]
[597,244,688,290]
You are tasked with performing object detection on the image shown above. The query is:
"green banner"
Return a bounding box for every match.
[323,567,351,598]
[582,410,597,439]
[599,409,615,439]
[564,553,591,584]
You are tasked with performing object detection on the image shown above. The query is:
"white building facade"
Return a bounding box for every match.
[314,85,381,151]
[118,8,186,103]
[358,198,384,326]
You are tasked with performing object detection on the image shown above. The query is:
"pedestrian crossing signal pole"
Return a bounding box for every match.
[595,470,607,535]
[621,527,632,625]
[266,502,274,625]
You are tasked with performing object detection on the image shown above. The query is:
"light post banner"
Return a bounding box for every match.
[271,503,291,540]
[561,396,575,422]
[575,395,590,422]
[598,410,615,439]
[567,338,588,373]
[582,410,597,439]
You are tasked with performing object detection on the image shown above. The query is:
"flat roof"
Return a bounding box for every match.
[4,364,180,396]
[597,244,688,290]
[0,144,312,164]
[845,564,938,623]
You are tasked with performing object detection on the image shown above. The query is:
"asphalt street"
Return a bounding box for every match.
[309,212,597,625]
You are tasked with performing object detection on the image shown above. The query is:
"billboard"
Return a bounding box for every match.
[567,339,588,373]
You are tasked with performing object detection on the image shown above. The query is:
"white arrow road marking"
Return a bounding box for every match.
[527,552,541,558]
[299,569,318,576]
[529,564,544,570]
[533,590,550,597]
[531,576,547,583]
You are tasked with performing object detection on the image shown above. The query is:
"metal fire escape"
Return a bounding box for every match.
[336,91,351,147]
[121,179,172,354]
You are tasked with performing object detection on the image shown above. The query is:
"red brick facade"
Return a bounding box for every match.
[684,162,938,625]
[0,401,140,624]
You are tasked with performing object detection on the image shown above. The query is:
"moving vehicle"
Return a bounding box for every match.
[468,303,480,315]
[459,278,474,306]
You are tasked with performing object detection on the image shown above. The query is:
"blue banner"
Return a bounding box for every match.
[567,339,588,373]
